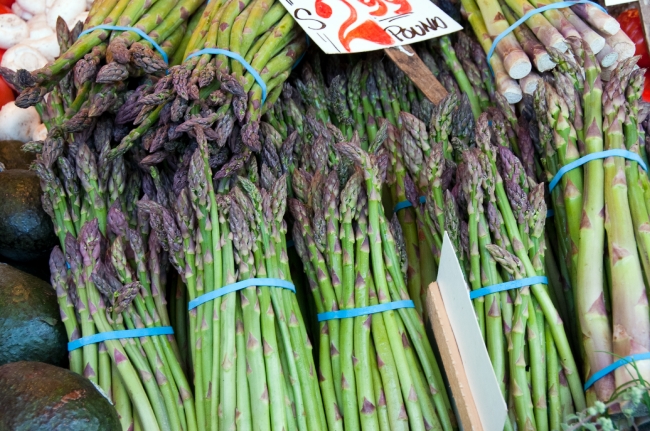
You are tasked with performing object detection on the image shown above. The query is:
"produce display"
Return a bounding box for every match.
[0,0,649,429]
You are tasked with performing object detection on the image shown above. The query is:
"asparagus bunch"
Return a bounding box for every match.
[486,35,650,414]
[131,0,308,157]
[266,41,496,156]
[459,0,634,100]
[35,115,194,431]
[129,119,327,431]
[461,114,586,430]
[4,0,204,109]
[286,122,456,430]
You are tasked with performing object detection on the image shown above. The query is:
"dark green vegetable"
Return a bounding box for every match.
[0,361,120,431]
[0,170,57,262]
[0,263,67,366]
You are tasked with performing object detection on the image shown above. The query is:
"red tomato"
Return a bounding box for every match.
[0,3,12,13]
[643,73,650,102]
[617,9,650,69]
[0,77,14,108]
[0,49,4,64]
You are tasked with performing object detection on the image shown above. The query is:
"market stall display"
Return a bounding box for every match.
[0,0,648,429]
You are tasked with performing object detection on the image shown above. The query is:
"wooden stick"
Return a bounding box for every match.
[384,45,449,105]
[425,281,484,431]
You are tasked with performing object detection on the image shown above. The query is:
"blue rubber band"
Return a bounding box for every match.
[68,326,174,351]
[393,196,427,213]
[317,300,415,321]
[546,209,554,218]
[469,276,548,300]
[185,49,267,104]
[78,25,169,64]
[549,149,648,192]
[394,200,413,212]
[487,0,607,73]
[188,278,295,310]
[584,352,650,390]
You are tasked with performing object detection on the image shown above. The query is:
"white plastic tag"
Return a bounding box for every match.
[276,0,462,53]
[437,232,507,431]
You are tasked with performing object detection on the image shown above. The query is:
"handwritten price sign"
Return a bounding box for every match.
[279,0,462,53]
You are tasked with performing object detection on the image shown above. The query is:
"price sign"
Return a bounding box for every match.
[278,0,462,54]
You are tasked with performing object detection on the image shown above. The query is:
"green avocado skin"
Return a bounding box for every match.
[0,361,121,431]
[0,263,67,367]
[0,141,36,170]
[0,169,57,262]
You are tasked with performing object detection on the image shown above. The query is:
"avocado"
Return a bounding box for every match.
[0,169,57,262]
[0,263,67,367]
[0,361,121,431]
[0,140,36,170]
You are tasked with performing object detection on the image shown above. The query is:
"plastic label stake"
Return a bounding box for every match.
[435,232,507,431]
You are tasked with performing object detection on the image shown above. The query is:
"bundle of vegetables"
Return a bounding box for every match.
[129,0,308,157]
[264,35,500,155]
[3,0,205,107]
[458,0,635,100]
[272,48,519,318]
[35,118,195,431]
[284,120,456,430]
[134,123,326,431]
[520,39,650,406]
[394,100,586,429]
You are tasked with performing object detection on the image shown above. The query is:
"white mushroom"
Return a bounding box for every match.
[0,102,41,142]
[31,123,48,142]
[1,44,48,71]
[27,14,53,39]
[11,3,32,20]
[0,14,30,49]
[46,0,86,28]
[17,0,46,17]
[24,33,60,61]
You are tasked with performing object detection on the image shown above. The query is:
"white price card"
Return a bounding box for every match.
[437,232,507,431]
[604,0,635,7]
[277,0,463,54]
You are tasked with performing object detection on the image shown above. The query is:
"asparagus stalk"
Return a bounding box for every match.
[474,0,532,79]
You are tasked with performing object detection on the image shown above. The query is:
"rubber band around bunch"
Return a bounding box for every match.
[584,352,650,390]
[188,278,296,310]
[317,300,415,322]
[394,196,427,213]
[549,149,648,192]
[469,276,548,300]
[546,209,554,218]
[184,49,268,104]
[78,25,169,64]
[68,326,174,351]
[486,0,608,73]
